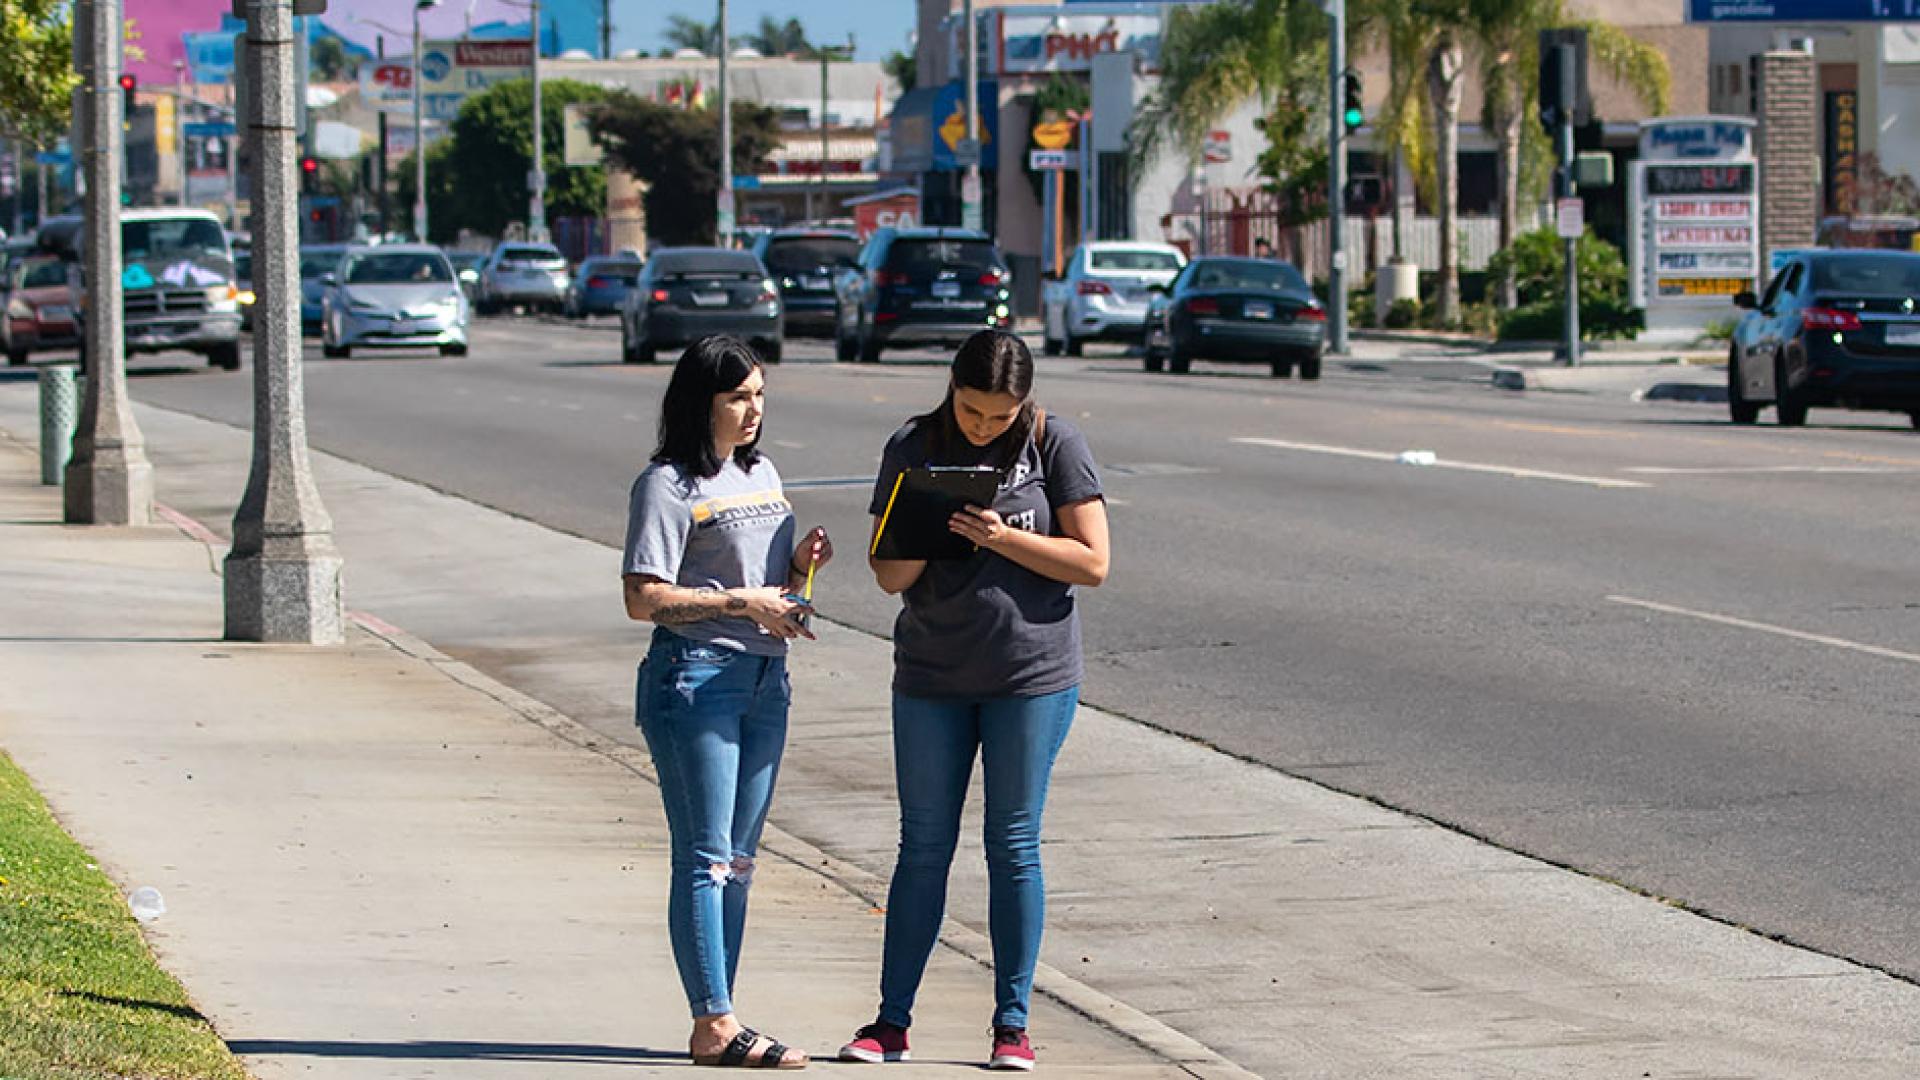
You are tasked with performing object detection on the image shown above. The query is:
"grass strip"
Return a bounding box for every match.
[0,748,249,1080]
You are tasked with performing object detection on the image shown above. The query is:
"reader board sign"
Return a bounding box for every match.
[1688,0,1920,21]
[1630,116,1761,338]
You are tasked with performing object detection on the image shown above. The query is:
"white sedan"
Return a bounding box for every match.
[1041,241,1187,356]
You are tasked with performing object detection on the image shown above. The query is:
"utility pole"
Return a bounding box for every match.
[601,0,612,59]
[528,0,548,243]
[376,38,388,236]
[226,0,344,645]
[65,0,154,526]
[816,37,853,227]
[412,0,440,242]
[961,0,982,233]
[1326,0,1349,354]
[717,0,733,245]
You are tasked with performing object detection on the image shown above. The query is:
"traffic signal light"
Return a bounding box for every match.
[118,73,136,118]
[1341,69,1364,134]
[300,155,319,193]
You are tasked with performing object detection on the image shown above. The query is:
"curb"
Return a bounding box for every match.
[137,494,1259,1080]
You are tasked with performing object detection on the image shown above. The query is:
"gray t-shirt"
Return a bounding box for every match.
[624,456,797,656]
[870,414,1103,698]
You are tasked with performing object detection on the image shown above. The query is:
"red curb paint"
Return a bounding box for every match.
[154,503,225,547]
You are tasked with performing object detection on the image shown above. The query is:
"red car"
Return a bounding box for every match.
[4,257,79,365]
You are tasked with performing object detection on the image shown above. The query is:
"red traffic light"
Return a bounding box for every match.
[118,74,136,92]
[300,157,319,173]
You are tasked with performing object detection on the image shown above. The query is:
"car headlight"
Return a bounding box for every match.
[207,284,241,313]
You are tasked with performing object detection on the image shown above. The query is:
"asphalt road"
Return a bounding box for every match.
[120,316,1920,984]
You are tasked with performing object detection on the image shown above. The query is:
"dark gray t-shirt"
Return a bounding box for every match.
[869,414,1103,698]
[624,456,796,656]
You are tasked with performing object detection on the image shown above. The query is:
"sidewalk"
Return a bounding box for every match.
[5,391,1920,1079]
[0,433,1210,1079]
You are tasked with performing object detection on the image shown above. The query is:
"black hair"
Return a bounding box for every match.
[917,329,1036,469]
[652,335,764,478]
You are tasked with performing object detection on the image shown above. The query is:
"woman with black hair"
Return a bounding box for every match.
[623,336,833,1070]
[839,330,1109,1071]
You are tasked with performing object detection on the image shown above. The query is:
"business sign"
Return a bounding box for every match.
[1631,115,1761,336]
[1028,149,1072,170]
[1639,118,1750,161]
[988,11,1165,75]
[1688,0,1920,21]
[183,29,239,85]
[358,40,533,121]
[1826,90,1859,216]
[930,79,998,173]
[1654,198,1752,221]
[1203,130,1231,164]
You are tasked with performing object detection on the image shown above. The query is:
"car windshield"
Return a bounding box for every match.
[1187,260,1309,293]
[656,252,761,279]
[501,246,564,266]
[123,216,232,286]
[1091,249,1182,272]
[20,261,67,289]
[299,249,344,279]
[891,239,998,275]
[763,237,860,274]
[345,251,454,284]
[586,260,643,282]
[1810,255,1920,295]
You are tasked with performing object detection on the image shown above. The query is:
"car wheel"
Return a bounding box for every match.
[620,322,637,363]
[1774,351,1807,427]
[859,321,882,364]
[1168,334,1192,375]
[757,339,782,365]
[6,347,27,366]
[1727,348,1759,425]
[208,342,242,370]
[1909,411,1920,431]
[1296,350,1322,381]
[1043,330,1062,356]
[1064,331,1083,357]
[634,336,656,364]
[834,320,857,362]
[1269,357,1293,378]
[439,342,467,357]
[1143,351,1165,373]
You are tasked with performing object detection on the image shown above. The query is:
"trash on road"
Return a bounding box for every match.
[1397,450,1438,466]
[128,886,166,923]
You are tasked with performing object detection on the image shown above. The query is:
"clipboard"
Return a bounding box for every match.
[870,465,1006,560]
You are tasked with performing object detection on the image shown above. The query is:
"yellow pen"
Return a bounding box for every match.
[803,556,816,602]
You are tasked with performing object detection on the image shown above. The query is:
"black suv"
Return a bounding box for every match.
[751,228,861,337]
[831,227,1012,363]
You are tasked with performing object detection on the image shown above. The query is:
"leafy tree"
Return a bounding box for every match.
[663,14,721,55]
[883,50,916,92]
[0,0,80,147]
[311,34,350,82]
[395,78,617,243]
[592,95,782,246]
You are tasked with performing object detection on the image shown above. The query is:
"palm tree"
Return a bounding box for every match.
[663,14,721,55]
[1129,0,1329,254]
[746,16,811,57]
[1475,0,1669,309]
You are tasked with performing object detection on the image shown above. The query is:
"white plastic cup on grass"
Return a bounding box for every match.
[128,886,166,923]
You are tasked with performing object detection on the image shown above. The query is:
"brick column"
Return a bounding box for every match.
[1756,49,1818,267]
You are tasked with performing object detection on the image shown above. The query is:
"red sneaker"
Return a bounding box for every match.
[989,1026,1035,1071]
[838,1021,911,1063]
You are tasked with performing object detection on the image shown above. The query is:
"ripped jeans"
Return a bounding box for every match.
[636,627,791,1018]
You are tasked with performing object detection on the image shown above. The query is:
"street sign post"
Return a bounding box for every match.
[1028,149,1071,170]
[1556,197,1585,239]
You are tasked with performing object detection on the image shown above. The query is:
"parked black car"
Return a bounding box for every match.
[832,227,1012,363]
[751,228,861,337]
[619,247,781,364]
[1730,250,1920,428]
[564,254,643,318]
[1142,256,1326,378]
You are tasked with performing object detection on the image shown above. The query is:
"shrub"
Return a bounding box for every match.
[1496,296,1645,342]
[1485,228,1630,308]
[1384,298,1422,329]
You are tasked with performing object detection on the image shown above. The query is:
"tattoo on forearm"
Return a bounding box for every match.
[651,589,748,625]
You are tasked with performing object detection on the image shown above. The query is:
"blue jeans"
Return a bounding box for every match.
[636,628,791,1018]
[877,686,1079,1031]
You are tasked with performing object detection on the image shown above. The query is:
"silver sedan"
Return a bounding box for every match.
[319,246,470,359]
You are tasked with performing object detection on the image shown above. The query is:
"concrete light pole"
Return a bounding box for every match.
[1327,0,1349,354]
[528,0,547,243]
[717,0,733,246]
[816,36,853,226]
[65,0,154,526]
[412,0,440,242]
[226,0,344,645]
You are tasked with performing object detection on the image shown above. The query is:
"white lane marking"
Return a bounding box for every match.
[1233,437,1650,489]
[1608,596,1920,667]
[1623,465,1917,475]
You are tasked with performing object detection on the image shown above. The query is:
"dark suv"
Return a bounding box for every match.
[751,228,861,337]
[1730,250,1920,428]
[832,227,1012,363]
